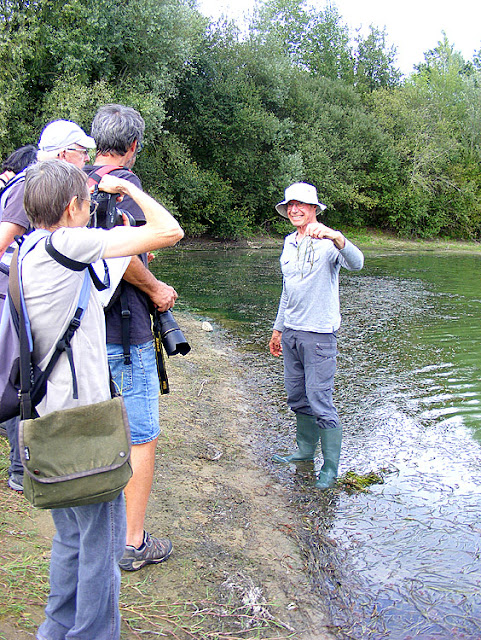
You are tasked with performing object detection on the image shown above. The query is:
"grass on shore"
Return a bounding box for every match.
[343,228,481,252]
[0,437,50,631]
[183,228,481,254]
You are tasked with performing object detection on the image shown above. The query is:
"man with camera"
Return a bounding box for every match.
[85,104,177,571]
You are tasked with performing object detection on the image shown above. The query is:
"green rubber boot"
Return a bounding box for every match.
[272,414,319,463]
[315,427,342,489]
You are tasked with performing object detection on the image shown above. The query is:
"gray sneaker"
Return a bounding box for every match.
[8,472,23,492]
[119,531,173,571]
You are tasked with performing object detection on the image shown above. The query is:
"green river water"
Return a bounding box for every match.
[152,245,481,640]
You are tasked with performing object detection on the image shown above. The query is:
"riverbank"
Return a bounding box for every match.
[0,312,335,640]
[179,228,481,254]
[3,234,478,639]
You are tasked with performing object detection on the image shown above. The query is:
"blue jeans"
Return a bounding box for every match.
[4,415,23,476]
[107,340,160,445]
[37,494,126,640]
[282,328,340,430]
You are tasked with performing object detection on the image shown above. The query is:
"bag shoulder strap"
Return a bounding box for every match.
[45,233,110,291]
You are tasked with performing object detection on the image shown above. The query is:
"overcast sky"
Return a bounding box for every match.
[197,0,481,75]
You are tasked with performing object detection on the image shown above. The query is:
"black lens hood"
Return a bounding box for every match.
[156,310,191,356]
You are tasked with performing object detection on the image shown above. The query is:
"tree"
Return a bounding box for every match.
[354,25,401,93]
[0,0,205,153]
[369,35,481,238]
[298,3,353,82]
[252,0,354,82]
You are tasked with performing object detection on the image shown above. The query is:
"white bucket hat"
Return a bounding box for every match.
[275,182,326,218]
[38,120,96,153]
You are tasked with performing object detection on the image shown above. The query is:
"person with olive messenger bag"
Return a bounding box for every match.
[10,230,132,509]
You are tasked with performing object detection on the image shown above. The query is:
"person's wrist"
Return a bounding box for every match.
[334,232,345,249]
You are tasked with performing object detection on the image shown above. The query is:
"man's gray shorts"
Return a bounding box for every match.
[282,328,340,430]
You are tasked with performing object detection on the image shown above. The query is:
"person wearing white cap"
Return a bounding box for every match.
[269,182,364,489]
[1,120,95,261]
[0,119,94,494]
[37,119,96,167]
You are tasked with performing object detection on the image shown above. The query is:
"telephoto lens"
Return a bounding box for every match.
[155,310,191,356]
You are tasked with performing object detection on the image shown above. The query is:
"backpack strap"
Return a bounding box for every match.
[9,231,43,338]
[13,231,93,419]
[31,272,91,405]
[18,270,91,419]
[0,170,14,191]
[86,164,126,186]
[13,232,51,419]
[8,246,21,316]
[119,284,131,365]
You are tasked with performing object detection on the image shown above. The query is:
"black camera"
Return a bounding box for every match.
[153,309,191,356]
[89,189,136,229]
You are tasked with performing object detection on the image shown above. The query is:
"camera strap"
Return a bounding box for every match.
[152,311,169,394]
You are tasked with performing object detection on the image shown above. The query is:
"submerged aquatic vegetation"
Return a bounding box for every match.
[338,470,384,492]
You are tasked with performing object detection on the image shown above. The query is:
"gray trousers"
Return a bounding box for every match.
[3,416,22,476]
[38,494,126,640]
[282,328,340,430]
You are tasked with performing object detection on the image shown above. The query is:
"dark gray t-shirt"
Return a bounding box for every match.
[83,165,153,345]
[0,174,30,306]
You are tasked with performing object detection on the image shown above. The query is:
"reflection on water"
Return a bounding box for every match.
[152,246,481,639]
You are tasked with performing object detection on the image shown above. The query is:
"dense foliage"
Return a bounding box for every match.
[1,0,481,238]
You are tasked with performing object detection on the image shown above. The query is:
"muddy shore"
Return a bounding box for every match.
[1,311,336,640]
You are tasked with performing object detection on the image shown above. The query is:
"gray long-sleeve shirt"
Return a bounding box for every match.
[273,233,364,333]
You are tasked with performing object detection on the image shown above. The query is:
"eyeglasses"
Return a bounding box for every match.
[66,148,90,157]
[287,200,313,212]
[136,141,143,154]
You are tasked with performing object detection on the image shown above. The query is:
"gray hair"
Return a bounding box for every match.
[91,104,145,155]
[24,160,89,228]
